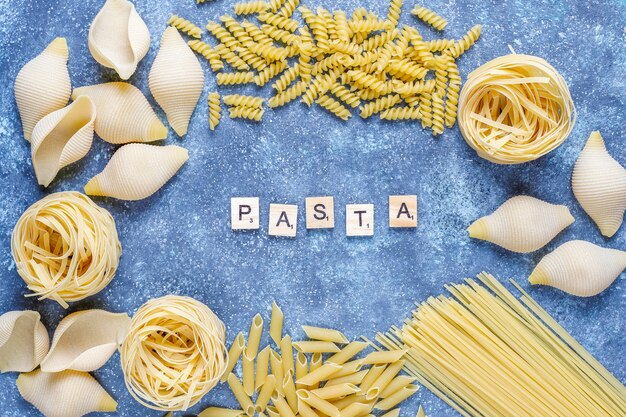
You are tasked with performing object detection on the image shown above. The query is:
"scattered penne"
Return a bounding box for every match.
[294,341,341,353]
[362,350,406,365]
[270,302,284,345]
[302,325,349,344]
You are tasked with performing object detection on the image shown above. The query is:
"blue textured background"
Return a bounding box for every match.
[0,0,624,416]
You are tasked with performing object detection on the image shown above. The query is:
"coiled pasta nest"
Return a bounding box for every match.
[11,191,121,308]
[120,295,227,411]
[458,54,576,164]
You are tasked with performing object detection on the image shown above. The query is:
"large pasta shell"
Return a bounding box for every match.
[14,38,71,141]
[40,310,130,373]
[88,0,150,80]
[0,311,49,373]
[84,143,189,200]
[572,131,626,238]
[72,82,167,144]
[31,95,96,187]
[467,195,574,253]
[149,27,204,136]
[529,240,626,297]
[17,369,117,417]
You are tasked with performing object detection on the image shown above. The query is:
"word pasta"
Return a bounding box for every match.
[231,196,417,237]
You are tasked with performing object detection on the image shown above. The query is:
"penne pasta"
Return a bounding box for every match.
[243,352,255,396]
[199,407,246,417]
[331,359,364,378]
[374,385,419,410]
[416,405,425,417]
[297,390,341,417]
[302,326,349,344]
[255,375,277,412]
[270,349,285,394]
[296,362,342,386]
[256,346,271,391]
[266,405,280,417]
[270,302,284,345]
[366,360,405,400]
[283,370,298,412]
[227,373,255,416]
[295,352,308,389]
[359,364,387,392]
[381,409,401,417]
[246,314,264,359]
[331,394,367,410]
[309,352,323,389]
[311,383,360,400]
[281,335,295,377]
[294,341,341,353]
[325,370,368,387]
[272,392,297,417]
[361,350,406,365]
[339,402,373,417]
[327,341,368,365]
[222,332,246,382]
[379,376,415,398]
[298,397,321,417]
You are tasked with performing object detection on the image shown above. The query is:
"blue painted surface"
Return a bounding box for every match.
[0,0,625,416]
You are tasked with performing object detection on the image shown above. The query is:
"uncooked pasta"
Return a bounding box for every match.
[458,54,576,164]
[373,272,626,417]
[120,295,227,411]
[11,191,121,308]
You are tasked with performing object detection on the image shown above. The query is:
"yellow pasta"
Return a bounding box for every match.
[234,1,270,15]
[359,363,387,391]
[295,352,308,389]
[270,302,284,345]
[283,371,298,412]
[340,402,374,417]
[325,370,368,387]
[199,407,246,417]
[366,360,405,399]
[329,83,361,108]
[445,24,482,58]
[229,106,264,121]
[256,346,271,391]
[386,0,403,28]
[257,12,299,32]
[316,94,352,120]
[168,15,203,38]
[228,373,255,415]
[327,341,368,365]
[268,80,308,108]
[243,353,256,396]
[270,349,285,393]
[272,392,296,417]
[296,363,342,386]
[293,341,341,353]
[224,94,265,109]
[208,92,221,131]
[296,390,340,417]
[255,61,289,86]
[217,71,255,85]
[378,375,415,398]
[272,64,300,92]
[360,94,401,118]
[188,40,224,72]
[280,335,295,376]
[374,386,419,410]
[215,44,250,70]
[311,383,360,400]
[411,6,447,31]
[277,0,300,18]
[430,91,444,135]
[255,374,276,412]
[362,350,405,365]
[302,326,349,344]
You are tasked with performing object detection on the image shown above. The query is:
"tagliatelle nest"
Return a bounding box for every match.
[458,54,576,164]
[120,295,227,411]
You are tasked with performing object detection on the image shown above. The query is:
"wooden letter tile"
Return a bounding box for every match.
[269,204,298,237]
[389,195,418,228]
[231,197,260,230]
[346,204,374,236]
[305,196,335,229]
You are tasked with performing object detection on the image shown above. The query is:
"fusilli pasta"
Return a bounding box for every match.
[208,92,221,130]
[168,15,203,38]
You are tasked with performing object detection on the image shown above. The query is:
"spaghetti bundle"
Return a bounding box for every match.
[120,295,227,411]
[11,191,121,308]
[374,272,626,417]
[458,54,576,164]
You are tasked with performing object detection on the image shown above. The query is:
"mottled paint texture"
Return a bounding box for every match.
[0,0,625,416]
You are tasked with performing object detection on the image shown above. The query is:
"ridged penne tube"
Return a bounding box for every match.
[359,364,387,391]
[40,310,130,373]
[310,352,322,371]
[382,409,400,417]
[281,335,295,376]
[331,394,367,410]
[199,407,246,417]
[298,396,320,417]
[330,359,364,378]
[311,383,360,400]
[293,341,340,353]
[295,352,308,389]
[255,374,276,412]
[297,390,340,417]
[296,362,341,386]
[529,240,626,297]
[272,392,297,417]
[362,350,405,365]
[270,301,284,345]
[378,376,415,398]
[71,82,167,144]
[467,195,574,253]
[256,346,271,391]
[302,326,349,344]
[327,341,368,365]
[88,0,150,79]
[228,373,255,416]
[572,131,626,237]
[84,144,188,200]
[222,332,245,382]
[149,27,204,136]
[373,385,419,410]
[325,370,368,387]
[243,353,255,396]
[266,405,280,417]
[270,349,285,394]
[283,370,298,412]
[167,15,203,38]
[246,314,264,359]
[17,369,117,417]
[14,37,71,141]
[340,402,373,417]
[30,95,95,187]
[0,311,48,373]
[366,360,405,400]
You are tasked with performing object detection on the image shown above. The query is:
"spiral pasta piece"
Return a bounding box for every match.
[11,192,121,308]
[329,83,361,108]
[234,1,269,15]
[229,106,264,121]
[431,91,445,135]
[217,71,255,85]
[167,15,203,38]
[268,80,307,107]
[120,295,227,411]
[411,6,448,31]
[272,64,300,92]
[445,25,482,58]
[386,0,403,28]
[215,44,250,70]
[254,60,288,86]
[208,92,221,131]
[360,94,401,118]
[278,0,300,18]
[445,60,461,128]
[223,94,264,109]
[188,40,224,72]
[425,39,454,52]
[206,21,241,49]
[316,94,352,120]
[257,12,299,32]
[380,106,422,120]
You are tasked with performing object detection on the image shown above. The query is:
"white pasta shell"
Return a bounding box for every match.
[14,38,71,141]
[88,0,150,80]
[149,27,204,136]
[0,311,49,373]
[467,195,574,253]
[17,369,117,417]
[84,143,189,200]
[72,82,167,144]
[31,95,96,187]
[529,240,626,297]
[40,310,130,373]
[572,131,626,238]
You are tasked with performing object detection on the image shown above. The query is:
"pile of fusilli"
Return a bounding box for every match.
[178,1,481,135]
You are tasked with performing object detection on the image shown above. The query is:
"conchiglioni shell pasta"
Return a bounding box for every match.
[31,95,96,187]
[468,195,574,253]
[11,192,122,308]
[149,27,204,136]
[72,82,167,144]
[40,310,130,373]
[14,37,71,141]
[17,369,117,417]
[120,295,227,411]
[84,143,188,200]
[88,0,150,80]
[529,240,626,297]
[572,131,626,238]
[0,310,49,373]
